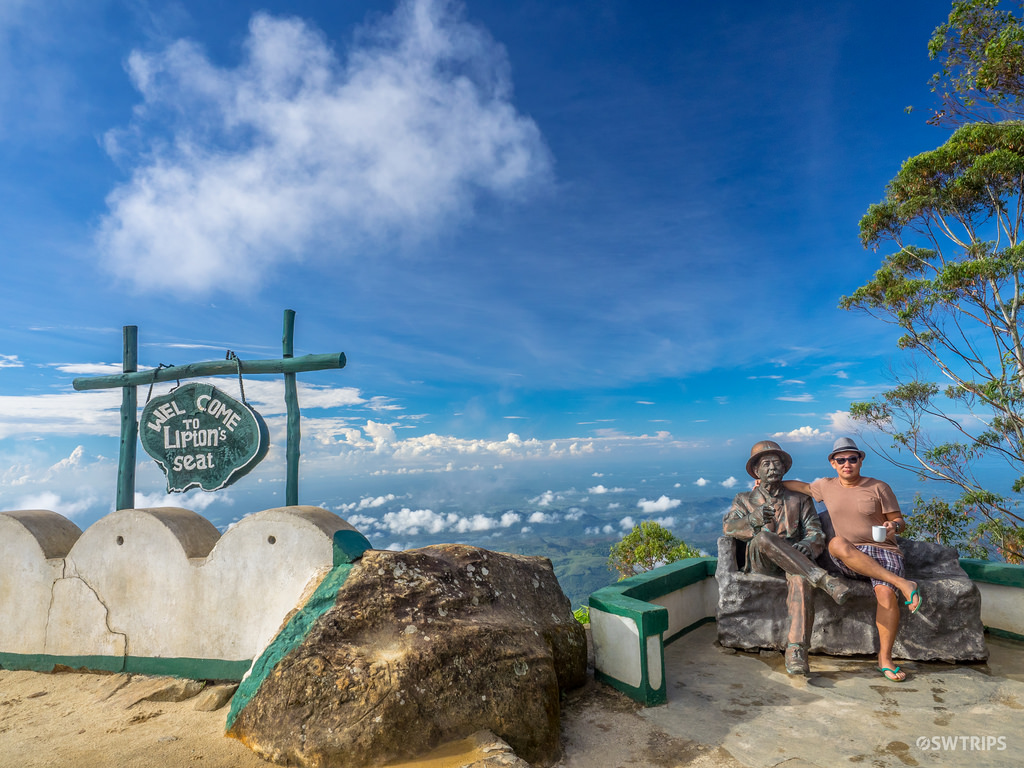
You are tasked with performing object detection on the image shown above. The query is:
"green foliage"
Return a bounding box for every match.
[608,520,701,580]
[928,1,1024,125]
[846,117,1024,562]
[572,605,590,625]
[904,494,990,558]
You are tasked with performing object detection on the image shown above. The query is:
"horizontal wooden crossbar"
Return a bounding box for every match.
[72,353,346,391]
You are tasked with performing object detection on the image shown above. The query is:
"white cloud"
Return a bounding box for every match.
[531,490,557,506]
[694,477,708,487]
[0,354,23,369]
[453,514,496,533]
[337,493,400,513]
[588,484,626,494]
[828,410,860,434]
[777,393,814,403]
[13,491,97,519]
[134,489,224,512]
[528,511,557,524]
[636,495,681,514]
[720,476,739,488]
[364,420,398,449]
[771,425,827,442]
[0,391,122,440]
[354,504,527,537]
[97,0,550,294]
[380,507,453,535]
[52,362,131,375]
[618,515,636,530]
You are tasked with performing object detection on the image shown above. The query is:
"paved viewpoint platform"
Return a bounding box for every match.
[557,623,1024,768]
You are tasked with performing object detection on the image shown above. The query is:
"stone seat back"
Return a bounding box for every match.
[715,536,988,662]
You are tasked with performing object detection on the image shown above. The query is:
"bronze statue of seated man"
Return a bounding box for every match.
[723,440,850,674]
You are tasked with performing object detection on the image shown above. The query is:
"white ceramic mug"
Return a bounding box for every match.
[871,525,887,543]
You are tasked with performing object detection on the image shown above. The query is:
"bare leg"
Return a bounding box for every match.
[874,584,905,681]
[828,537,919,607]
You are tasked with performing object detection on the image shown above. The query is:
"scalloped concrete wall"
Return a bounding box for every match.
[0,505,367,678]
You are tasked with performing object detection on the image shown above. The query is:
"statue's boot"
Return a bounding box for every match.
[785,643,810,675]
[751,530,851,605]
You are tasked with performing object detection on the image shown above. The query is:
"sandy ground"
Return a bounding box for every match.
[4,624,1021,768]
[0,662,679,768]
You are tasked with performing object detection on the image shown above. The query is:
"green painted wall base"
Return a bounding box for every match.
[0,652,252,681]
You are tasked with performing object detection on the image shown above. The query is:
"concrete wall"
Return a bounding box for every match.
[0,506,369,679]
[960,559,1024,641]
[589,558,717,706]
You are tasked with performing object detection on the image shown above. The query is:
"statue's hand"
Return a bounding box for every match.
[792,541,812,558]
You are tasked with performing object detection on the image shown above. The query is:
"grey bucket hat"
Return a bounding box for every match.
[828,436,865,461]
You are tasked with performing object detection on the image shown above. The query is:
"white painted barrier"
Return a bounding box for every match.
[0,506,369,679]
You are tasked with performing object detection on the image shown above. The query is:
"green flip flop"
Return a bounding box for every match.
[904,588,922,614]
[878,666,906,682]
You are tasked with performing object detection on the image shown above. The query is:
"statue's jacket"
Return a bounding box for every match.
[723,487,825,573]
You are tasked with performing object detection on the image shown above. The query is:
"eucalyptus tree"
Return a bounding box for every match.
[847,121,1024,561]
[928,0,1024,125]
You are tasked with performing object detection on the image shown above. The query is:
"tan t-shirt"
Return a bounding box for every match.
[808,476,902,553]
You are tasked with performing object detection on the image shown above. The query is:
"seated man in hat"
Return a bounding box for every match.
[784,436,920,682]
[723,440,850,675]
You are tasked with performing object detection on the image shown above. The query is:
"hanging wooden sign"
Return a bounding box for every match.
[140,382,270,492]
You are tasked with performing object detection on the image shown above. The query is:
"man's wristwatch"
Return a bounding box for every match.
[893,519,903,533]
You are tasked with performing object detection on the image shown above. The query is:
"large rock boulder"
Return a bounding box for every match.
[228,544,587,767]
[716,536,988,662]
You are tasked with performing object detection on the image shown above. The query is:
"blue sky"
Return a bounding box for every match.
[0,0,971,539]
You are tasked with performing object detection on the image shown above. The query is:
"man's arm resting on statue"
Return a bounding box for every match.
[782,479,811,495]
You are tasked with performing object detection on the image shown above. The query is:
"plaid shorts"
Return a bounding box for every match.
[830,544,904,594]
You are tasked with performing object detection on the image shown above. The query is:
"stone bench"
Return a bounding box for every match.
[715,536,988,662]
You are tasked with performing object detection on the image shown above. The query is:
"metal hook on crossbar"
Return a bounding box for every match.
[145,364,174,405]
[226,350,247,405]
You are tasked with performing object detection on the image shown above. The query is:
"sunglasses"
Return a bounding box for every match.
[833,456,860,465]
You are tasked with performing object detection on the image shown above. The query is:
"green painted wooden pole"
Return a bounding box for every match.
[71,352,345,391]
[283,309,300,506]
[117,326,138,511]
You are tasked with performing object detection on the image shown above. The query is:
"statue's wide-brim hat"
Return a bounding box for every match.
[745,440,793,478]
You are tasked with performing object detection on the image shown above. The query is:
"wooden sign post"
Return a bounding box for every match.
[73,310,345,511]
